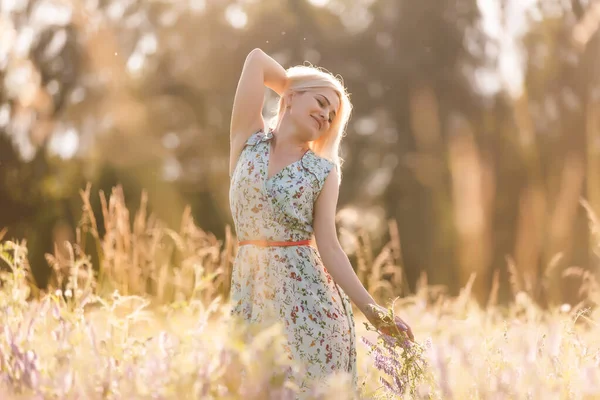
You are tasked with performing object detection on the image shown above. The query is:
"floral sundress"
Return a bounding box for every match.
[228,129,358,395]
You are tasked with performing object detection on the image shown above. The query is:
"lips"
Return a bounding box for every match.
[310,115,321,130]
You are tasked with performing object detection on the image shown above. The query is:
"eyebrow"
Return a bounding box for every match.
[318,94,337,118]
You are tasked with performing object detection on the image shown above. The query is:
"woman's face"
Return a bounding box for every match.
[287,88,340,141]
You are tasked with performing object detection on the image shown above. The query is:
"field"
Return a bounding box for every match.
[0,186,599,399]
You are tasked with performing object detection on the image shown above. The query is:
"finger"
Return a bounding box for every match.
[395,319,414,340]
[400,327,413,341]
[396,321,408,331]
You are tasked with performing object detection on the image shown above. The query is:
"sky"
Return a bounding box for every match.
[475,0,539,98]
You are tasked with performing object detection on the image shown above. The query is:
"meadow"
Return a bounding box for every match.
[0,185,599,399]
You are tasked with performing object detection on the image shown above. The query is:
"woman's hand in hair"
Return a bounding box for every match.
[230,48,287,141]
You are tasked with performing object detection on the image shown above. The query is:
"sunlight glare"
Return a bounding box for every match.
[30,1,72,27]
[225,5,248,30]
[0,105,9,128]
[476,0,538,98]
[127,51,145,74]
[190,0,206,13]
[49,126,79,159]
[1,0,27,14]
[162,157,182,181]
[162,132,180,149]
[354,116,377,136]
[340,6,373,34]
[308,0,329,7]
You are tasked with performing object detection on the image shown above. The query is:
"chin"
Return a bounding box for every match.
[297,124,318,141]
[299,132,316,142]
[309,130,323,142]
[292,119,320,141]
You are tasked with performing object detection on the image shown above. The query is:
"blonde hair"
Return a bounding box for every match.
[268,65,352,185]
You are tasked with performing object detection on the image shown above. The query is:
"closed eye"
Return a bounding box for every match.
[316,98,333,123]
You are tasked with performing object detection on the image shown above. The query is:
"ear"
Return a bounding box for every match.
[284,92,294,109]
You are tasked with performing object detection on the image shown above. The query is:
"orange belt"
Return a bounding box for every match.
[238,239,312,247]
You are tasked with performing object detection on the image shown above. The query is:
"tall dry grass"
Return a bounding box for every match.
[0,185,599,399]
[45,184,237,307]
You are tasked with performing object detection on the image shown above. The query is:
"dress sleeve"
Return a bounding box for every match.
[245,129,268,146]
[302,152,335,197]
[230,129,268,179]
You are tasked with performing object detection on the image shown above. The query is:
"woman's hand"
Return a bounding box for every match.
[363,303,414,341]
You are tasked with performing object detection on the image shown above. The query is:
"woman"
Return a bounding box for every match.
[228,48,413,396]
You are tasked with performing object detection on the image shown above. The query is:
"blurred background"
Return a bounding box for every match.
[1,0,600,307]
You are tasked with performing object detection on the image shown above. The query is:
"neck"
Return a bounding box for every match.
[273,118,309,153]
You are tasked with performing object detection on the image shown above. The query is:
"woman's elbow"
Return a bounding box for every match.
[247,48,265,62]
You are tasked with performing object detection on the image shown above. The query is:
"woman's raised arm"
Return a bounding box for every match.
[229,48,288,176]
[230,49,287,141]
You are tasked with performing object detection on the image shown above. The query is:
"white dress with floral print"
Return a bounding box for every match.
[229,129,357,395]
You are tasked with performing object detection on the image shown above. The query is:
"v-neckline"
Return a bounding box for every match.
[265,138,310,182]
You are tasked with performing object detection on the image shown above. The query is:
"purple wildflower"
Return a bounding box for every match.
[362,309,433,397]
[373,353,396,377]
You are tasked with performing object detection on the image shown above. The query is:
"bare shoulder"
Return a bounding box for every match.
[314,166,340,220]
[313,166,341,250]
[318,163,339,196]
